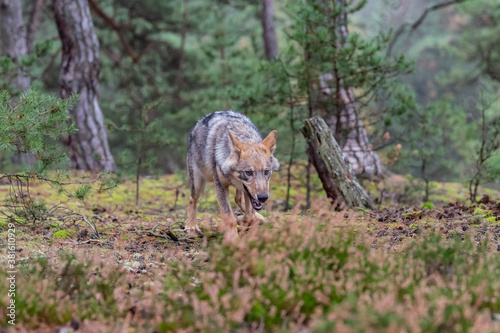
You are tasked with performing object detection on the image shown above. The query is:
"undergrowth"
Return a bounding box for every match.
[1,213,500,332]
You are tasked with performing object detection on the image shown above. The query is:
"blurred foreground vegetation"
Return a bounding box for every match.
[1,170,500,331]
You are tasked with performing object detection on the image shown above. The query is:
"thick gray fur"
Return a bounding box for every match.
[187,111,273,213]
[188,111,262,177]
[186,111,280,239]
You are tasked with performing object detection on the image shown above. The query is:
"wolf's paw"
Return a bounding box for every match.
[237,213,265,227]
[223,227,239,243]
[254,212,265,223]
[236,214,246,225]
[237,214,253,227]
[185,226,204,239]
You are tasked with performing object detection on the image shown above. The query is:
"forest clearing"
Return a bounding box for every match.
[1,0,500,332]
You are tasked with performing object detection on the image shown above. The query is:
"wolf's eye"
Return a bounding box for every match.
[245,170,253,177]
[264,170,270,176]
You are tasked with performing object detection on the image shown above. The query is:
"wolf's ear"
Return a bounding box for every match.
[262,130,277,154]
[228,132,245,154]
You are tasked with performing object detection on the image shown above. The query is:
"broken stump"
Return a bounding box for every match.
[301,116,374,210]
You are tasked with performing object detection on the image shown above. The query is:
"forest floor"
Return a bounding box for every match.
[1,169,500,332]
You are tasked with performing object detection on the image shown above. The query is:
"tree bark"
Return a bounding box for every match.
[176,0,188,101]
[323,80,383,178]
[0,0,30,91]
[53,0,116,172]
[301,116,374,210]
[318,0,382,179]
[261,0,278,60]
[1,0,35,165]
[26,0,44,54]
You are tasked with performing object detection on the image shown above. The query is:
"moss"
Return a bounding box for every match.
[14,217,26,224]
[356,207,371,216]
[112,194,125,201]
[53,230,72,239]
[364,181,379,196]
[468,215,483,225]
[422,202,435,209]
[404,174,414,182]
[402,210,422,216]
[409,224,418,230]
[484,188,497,196]
[50,221,64,228]
[485,216,497,223]
[473,207,493,218]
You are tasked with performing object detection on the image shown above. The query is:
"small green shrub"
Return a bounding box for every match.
[0,89,117,227]
[422,202,435,209]
[0,89,77,173]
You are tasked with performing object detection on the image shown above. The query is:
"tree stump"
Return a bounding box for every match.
[301,116,373,210]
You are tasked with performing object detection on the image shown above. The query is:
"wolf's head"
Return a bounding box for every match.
[224,130,279,211]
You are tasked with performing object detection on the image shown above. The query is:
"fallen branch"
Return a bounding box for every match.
[134,219,179,242]
[146,230,179,242]
[59,239,102,245]
[63,208,100,239]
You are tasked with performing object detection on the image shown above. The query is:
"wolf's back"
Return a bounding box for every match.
[188,111,262,171]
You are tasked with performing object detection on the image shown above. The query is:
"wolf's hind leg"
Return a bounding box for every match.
[185,164,206,237]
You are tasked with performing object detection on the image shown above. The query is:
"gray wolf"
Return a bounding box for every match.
[186,111,279,241]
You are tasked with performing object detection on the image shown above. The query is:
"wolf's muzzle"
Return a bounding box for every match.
[243,185,265,211]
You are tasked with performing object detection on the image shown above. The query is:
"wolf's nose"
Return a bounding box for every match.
[257,194,268,203]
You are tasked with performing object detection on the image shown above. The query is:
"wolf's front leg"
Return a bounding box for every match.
[215,181,239,242]
[235,188,257,226]
[235,191,265,227]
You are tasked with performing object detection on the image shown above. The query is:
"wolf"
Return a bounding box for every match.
[186,111,279,241]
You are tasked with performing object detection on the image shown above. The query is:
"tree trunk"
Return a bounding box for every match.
[318,0,382,179]
[176,0,188,101]
[1,0,36,166]
[26,0,44,54]
[261,0,278,60]
[53,0,116,172]
[422,156,429,202]
[301,116,374,210]
[323,81,383,178]
[0,0,30,91]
